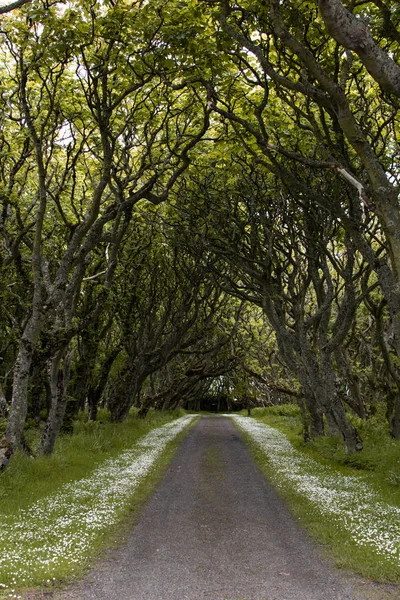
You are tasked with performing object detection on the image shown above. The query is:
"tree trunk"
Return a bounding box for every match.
[328,397,363,453]
[325,409,342,437]
[88,392,99,422]
[29,364,45,422]
[44,377,52,416]
[110,368,147,422]
[306,395,325,438]
[137,406,149,419]
[0,383,8,418]
[3,310,44,463]
[297,397,310,441]
[322,355,363,453]
[301,374,325,439]
[86,346,121,422]
[391,401,400,439]
[335,348,367,420]
[387,391,400,439]
[110,390,136,422]
[318,0,400,98]
[39,350,71,456]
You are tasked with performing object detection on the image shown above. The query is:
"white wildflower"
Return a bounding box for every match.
[228,415,400,567]
[0,416,196,586]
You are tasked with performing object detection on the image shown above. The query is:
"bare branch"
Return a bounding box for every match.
[336,166,371,208]
[319,0,400,97]
[0,0,31,15]
[82,270,107,282]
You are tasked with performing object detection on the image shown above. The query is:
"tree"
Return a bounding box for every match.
[0,0,211,463]
[1,0,399,466]
[174,161,365,451]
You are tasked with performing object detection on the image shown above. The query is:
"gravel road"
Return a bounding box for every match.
[49,416,395,600]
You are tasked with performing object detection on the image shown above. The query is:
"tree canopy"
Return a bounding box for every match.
[1,0,400,464]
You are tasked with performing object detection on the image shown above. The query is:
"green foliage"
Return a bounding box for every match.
[169,407,187,419]
[243,405,303,434]
[303,406,400,486]
[252,404,302,418]
[74,407,111,424]
[349,404,392,442]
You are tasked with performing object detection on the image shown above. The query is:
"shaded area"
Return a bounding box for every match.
[184,395,244,412]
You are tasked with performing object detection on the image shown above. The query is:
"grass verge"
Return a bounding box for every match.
[0,411,197,597]
[0,409,186,517]
[231,409,400,583]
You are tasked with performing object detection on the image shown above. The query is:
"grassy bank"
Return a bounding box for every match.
[232,406,400,582]
[0,410,196,596]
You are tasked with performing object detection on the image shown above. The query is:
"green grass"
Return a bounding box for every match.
[0,409,194,597]
[246,405,400,507]
[0,408,184,516]
[236,405,400,583]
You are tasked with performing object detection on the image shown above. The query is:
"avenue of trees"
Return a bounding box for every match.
[0,0,400,465]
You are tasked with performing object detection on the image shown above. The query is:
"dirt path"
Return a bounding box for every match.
[50,416,396,600]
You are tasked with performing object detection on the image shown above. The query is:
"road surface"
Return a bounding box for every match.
[50,416,398,600]
[44,416,400,600]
